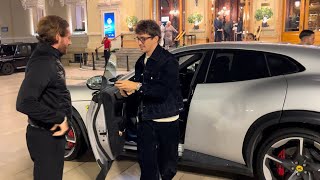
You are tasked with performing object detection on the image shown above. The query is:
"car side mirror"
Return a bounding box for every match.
[86,75,103,90]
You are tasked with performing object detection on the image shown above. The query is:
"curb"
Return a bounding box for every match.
[66,76,91,80]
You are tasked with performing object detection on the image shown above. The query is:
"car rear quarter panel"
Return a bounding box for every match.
[184,75,287,164]
[283,72,320,112]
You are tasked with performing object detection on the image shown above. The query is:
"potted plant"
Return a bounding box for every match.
[187,13,203,29]
[254,7,273,27]
[125,16,138,31]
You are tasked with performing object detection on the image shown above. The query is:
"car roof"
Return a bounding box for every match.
[171,42,320,53]
[171,42,320,73]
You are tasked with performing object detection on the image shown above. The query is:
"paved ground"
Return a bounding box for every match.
[0,66,248,180]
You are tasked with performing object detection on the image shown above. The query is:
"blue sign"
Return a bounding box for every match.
[104,12,115,38]
[1,27,8,32]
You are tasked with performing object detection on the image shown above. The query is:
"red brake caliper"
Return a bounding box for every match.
[67,129,75,148]
[277,149,286,176]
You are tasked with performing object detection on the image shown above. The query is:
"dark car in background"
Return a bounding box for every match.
[0,42,37,75]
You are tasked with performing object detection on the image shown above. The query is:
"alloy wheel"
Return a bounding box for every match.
[65,126,77,157]
[262,137,320,180]
[1,63,14,75]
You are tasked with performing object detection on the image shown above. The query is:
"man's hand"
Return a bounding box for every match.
[115,80,139,92]
[50,118,69,136]
[119,89,128,97]
[119,89,135,97]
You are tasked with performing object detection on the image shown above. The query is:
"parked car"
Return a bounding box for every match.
[68,42,320,179]
[0,42,37,75]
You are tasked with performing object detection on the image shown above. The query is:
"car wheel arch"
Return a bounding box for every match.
[242,111,281,171]
[243,110,320,171]
[1,62,15,75]
[71,106,90,147]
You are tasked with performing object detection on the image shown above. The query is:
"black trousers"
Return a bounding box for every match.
[26,125,65,180]
[104,50,110,67]
[137,120,179,180]
[224,32,231,41]
[214,31,222,42]
[237,33,243,41]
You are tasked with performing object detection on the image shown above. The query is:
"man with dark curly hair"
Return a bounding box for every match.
[115,19,183,180]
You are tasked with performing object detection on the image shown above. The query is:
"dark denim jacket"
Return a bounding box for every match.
[134,45,183,121]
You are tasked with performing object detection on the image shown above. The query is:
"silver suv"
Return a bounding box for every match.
[69,43,320,179]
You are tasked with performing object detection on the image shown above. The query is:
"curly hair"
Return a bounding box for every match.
[135,20,161,39]
[36,15,69,45]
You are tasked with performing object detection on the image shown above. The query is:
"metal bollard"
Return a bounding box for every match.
[83,53,88,65]
[126,55,130,71]
[79,54,82,68]
[95,48,99,60]
[92,52,96,70]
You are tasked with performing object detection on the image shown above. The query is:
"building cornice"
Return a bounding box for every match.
[97,0,121,8]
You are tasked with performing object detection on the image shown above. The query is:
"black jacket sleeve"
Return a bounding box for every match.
[138,57,179,102]
[16,60,65,124]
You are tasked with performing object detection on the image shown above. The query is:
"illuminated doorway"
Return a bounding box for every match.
[158,0,181,31]
[282,0,320,44]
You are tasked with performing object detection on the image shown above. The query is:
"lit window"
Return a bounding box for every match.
[37,7,44,23]
[74,5,86,32]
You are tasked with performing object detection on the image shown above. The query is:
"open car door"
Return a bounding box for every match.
[86,77,126,180]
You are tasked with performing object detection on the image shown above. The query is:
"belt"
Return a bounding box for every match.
[28,119,47,130]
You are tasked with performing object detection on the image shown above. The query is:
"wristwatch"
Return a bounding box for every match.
[136,83,142,91]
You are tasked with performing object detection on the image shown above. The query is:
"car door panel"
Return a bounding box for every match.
[86,86,125,167]
[13,44,28,68]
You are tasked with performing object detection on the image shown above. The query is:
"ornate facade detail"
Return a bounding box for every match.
[97,0,121,7]
[48,0,54,7]
[20,0,45,10]
[60,0,86,6]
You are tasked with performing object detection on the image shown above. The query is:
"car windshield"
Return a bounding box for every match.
[103,64,117,81]
[0,45,15,56]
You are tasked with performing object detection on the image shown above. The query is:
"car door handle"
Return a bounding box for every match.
[99,132,107,135]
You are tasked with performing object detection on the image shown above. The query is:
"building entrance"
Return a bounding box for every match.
[158,0,181,31]
[282,0,320,43]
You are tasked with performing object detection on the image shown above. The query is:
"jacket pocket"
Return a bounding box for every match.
[144,71,161,81]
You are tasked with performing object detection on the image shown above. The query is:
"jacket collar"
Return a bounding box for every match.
[148,44,163,61]
[33,42,63,59]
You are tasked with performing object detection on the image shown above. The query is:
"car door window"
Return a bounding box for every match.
[0,47,4,55]
[206,53,233,83]
[27,45,32,54]
[0,45,15,56]
[177,53,204,99]
[266,53,305,76]
[206,50,270,83]
[16,45,29,56]
[231,51,269,81]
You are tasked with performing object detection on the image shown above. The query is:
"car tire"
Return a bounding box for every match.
[64,116,87,161]
[1,62,14,75]
[255,128,320,180]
